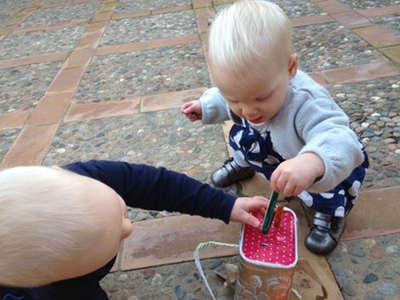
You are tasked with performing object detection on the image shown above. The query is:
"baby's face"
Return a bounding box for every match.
[211,56,297,124]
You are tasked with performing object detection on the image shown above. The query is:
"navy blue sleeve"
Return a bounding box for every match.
[63,160,237,224]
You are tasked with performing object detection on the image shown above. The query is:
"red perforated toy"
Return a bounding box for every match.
[235,207,298,300]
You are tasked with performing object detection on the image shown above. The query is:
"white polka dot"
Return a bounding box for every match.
[249,141,260,153]
[349,180,361,197]
[298,191,313,206]
[264,155,280,164]
[335,206,345,217]
[320,192,335,199]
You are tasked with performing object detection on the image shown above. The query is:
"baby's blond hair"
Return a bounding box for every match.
[209,0,294,84]
[0,166,102,287]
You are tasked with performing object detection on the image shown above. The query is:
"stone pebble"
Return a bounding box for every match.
[328,233,400,299]
[102,256,239,300]
[328,78,400,190]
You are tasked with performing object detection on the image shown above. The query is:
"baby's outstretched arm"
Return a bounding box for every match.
[181,100,202,122]
[230,196,269,228]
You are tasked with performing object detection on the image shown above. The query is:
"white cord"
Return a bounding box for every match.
[193,241,239,300]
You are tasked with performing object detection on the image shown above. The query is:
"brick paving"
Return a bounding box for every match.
[0,0,399,299]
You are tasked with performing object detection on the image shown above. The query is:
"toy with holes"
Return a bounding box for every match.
[235,191,298,300]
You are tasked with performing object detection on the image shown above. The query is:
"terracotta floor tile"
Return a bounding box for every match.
[120,215,241,271]
[322,61,400,84]
[111,11,150,21]
[213,0,234,5]
[140,88,207,112]
[73,23,108,51]
[110,249,121,273]
[194,6,215,34]
[194,6,216,19]
[291,15,334,28]
[98,1,117,13]
[95,42,147,56]
[153,5,192,15]
[200,32,209,50]
[0,111,30,130]
[26,92,74,126]
[0,52,68,69]
[380,45,400,64]
[239,172,272,198]
[353,24,400,48]
[75,31,104,50]
[13,24,51,34]
[148,35,200,49]
[8,9,35,26]
[0,26,14,36]
[196,17,210,34]
[192,0,212,9]
[0,124,58,169]
[63,48,95,69]
[315,0,352,15]
[358,5,400,18]
[92,11,113,23]
[342,186,400,240]
[84,21,108,35]
[64,98,140,122]
[330,11,371,28]
[308,72,328,86]
[46,67,86,94]
[221,120,233,145]
[17,15,86,33]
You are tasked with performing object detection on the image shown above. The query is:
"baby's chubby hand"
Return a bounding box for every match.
[230,196,269,228]
[271,152,325,197]
[181,100,202,122]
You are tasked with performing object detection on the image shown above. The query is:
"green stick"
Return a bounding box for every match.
[261,190,279,233]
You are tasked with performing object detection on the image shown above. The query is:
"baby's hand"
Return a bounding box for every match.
[181,100,202,122]
[230,196,269,227]
[270,152,324,197]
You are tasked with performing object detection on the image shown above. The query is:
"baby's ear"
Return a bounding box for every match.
[288,53,299,79]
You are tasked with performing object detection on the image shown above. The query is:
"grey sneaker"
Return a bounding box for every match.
[305,212,346,255]
[211,158,255,187]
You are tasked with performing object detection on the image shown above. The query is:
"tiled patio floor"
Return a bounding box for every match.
[0,0,399,299]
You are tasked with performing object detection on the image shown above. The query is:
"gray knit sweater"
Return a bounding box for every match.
[199,70,364,193]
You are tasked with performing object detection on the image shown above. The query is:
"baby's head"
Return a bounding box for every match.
[208,0,298,123]
[0,166,133,287]
[209,0,295,87]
